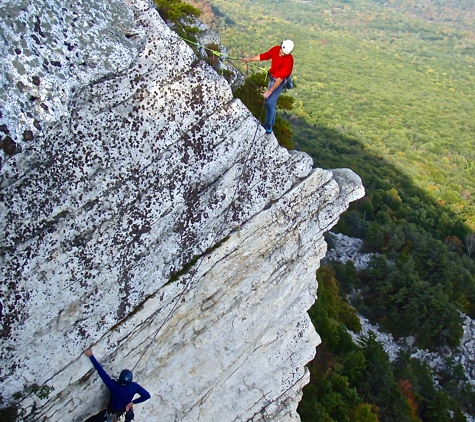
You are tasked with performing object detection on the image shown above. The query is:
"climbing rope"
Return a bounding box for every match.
[67,25,272,376]
[180,36,270,74]
[130,100,266,372]
[130,30,279,371]
[8,17,284,418]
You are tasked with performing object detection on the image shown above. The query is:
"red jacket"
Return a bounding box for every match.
[259,45,293,79]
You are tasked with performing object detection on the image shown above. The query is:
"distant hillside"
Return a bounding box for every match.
[375,0,475,32]
[204,0,475,227]
[185,0,219,26]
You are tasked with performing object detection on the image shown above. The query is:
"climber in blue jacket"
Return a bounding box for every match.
[84,347,151,422]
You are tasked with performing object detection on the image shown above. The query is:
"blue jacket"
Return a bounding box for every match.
[89,355,151,412]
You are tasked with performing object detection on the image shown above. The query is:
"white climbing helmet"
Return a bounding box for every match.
[281,39,294,54]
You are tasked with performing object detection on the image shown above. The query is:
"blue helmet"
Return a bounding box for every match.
[119,369,133,385]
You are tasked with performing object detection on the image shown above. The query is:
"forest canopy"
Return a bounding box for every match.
[202,0,475,228]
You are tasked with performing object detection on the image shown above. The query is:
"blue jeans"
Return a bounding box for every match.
[264,77,286,128]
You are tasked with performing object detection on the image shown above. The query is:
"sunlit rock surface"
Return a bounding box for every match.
[324,232,374,270]
[0,0,364,420]
[0,0,141,153]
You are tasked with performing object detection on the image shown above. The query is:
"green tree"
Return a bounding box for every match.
[154,0,202,45]
[423,391,452,422]
[358,333,414,422]
[299,384,334,422]
[351,403,379,422]
[361,222,387,253]
[154,0,200,24]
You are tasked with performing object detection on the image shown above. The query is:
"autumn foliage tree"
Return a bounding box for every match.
[399,380,423,422]
[184,0,218,26]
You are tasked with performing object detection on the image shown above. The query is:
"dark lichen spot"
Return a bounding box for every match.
[16,81,26,92]
[32,76,40,86]
[0,124,9,134]
[34,15,45,38]
[14,48,21,55]
[31,34,41,45]
[2,136,18,156]
[33,120,42,130]
[23,130,34,141]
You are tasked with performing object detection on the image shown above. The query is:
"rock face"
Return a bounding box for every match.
[0,0,141,153]
[324,233,374,271]
[0,1,364,421]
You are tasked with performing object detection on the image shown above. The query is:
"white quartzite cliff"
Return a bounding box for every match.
[0,0,364,421]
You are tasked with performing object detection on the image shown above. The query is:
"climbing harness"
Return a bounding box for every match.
[284,76,293,90]
[105,410,121,422]
[105,407,133,422]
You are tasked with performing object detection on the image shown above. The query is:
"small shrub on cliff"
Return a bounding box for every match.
[155,1,235,84]
[154,0,202,47]
[154,0,200,25]
[202,42,221,71]
[0,383,53,422]
[0,405,20,422]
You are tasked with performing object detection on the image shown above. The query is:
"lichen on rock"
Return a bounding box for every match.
[0,0,364,421]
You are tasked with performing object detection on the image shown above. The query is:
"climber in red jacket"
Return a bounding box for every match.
[242,39,294,134]
[84,347,150,422]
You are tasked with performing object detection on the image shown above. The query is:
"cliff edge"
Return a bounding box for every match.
[0,0,364,420]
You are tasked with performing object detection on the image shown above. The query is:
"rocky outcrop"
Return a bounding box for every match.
[330,234,475,421]
[0,1,364,421]
[324,232,374,270]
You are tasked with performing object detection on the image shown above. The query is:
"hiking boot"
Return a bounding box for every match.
[265,126,273,134]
